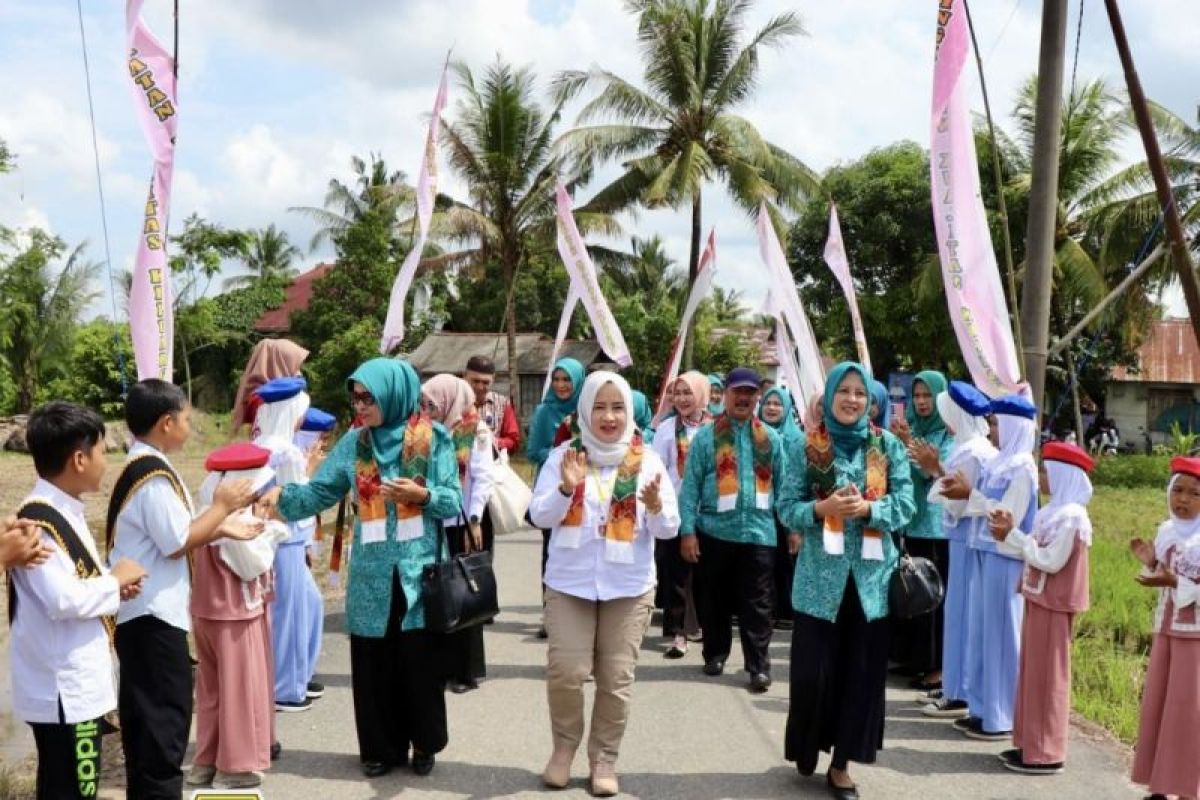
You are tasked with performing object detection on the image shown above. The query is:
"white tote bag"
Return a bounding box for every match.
[487,450,532,536]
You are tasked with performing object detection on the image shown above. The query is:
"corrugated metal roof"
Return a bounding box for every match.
[253,262,334,333]
[405,332,603,376]
[1111,319,1200,384]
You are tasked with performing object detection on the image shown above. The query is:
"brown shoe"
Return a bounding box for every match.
[589,759,619,797]
[542,746,574,789]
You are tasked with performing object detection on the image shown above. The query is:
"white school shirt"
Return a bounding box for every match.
[443,428,496,526]
[650,415,704,493]
[10,480,119,724]
[530,443,680,601]
[109,441,195,631]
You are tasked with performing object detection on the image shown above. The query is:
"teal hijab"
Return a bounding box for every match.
[869,380,891,429]
[758,386,801,441]
[348,357,421,478]
[707,373,725,415]
[632,390,653,433]
[906,369,949,439]
[823,361,872,456]
[543,357,586,418]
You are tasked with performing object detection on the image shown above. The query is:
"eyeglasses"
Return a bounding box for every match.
[349,391,376,408]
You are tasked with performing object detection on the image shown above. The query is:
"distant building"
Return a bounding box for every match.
[253,262,334,334]
[1108,319,1200,444]
[404,332,604,425]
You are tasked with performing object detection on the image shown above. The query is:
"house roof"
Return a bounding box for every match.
[405,332,603,376]
[1111,319,1200,384]
[253,262,334,333]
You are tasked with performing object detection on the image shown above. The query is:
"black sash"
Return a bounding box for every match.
[8,501,116,641]
[105,454,190,557]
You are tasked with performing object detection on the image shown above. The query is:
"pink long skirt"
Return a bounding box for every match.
[193,614,275,773]
[1131,632,1200,798]
[1012,602,1074,765]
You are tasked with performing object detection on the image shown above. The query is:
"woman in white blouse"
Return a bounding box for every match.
[530,371,680,797]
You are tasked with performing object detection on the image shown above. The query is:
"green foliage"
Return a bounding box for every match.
[447,254,574,338]
[1163,421,1199,456]
[788,142,961,376]
[305,317,383,413]
[692,318,762,376]
[224,224,300,290]
[168,214,248,306]
[1074,486,1161,742]
[1090,454,1173,488]
[41,320,133,417]
[0,137,13,174]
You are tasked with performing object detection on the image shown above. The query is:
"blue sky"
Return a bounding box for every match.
[1,0,1196,321]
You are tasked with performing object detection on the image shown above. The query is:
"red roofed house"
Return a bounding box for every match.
[1108,318,1200,443]
[253,262,334,333]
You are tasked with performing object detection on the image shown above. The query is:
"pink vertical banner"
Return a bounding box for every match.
[126,0,177,380]
[555,182,631,367]
[931,0,1022,397]
[822,203,872,372]
[542,285,581,398]
[380,58,451,353]
[655,229,716,416]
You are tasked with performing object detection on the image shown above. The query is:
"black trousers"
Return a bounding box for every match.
[445,523,487,682]
[115,615,192,800]
[694,533,775,675]
[774,521,797,620]
[657,538,697,638]
[786,580,891,773]
[350,570,448,765]
[29,705,103,800]
[891,537,950,675]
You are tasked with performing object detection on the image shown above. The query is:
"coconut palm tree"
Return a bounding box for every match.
[224,224,301,289]
[289,153,413,251]
[424,58,623,407]
[605,234,685,299]
[551,0,819,365]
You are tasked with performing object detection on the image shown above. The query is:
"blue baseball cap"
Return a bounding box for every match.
[725,367,761,390]
[255,376,307,403]
[947,380,991,416]
[990,394,1037,419]
[301,407,336,432]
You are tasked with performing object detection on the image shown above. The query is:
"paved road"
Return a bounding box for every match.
[236,527,1142,800]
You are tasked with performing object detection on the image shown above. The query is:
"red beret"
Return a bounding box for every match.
[205,442,272,472]
[1170,456,1200,481]
[1042,441,1094,473]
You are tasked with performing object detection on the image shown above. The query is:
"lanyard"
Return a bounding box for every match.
[590,465,618,504]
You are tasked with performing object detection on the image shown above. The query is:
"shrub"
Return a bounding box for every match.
[1090,454,1172,488]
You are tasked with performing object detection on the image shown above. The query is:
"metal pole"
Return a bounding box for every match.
[1047,243,1166,357]
[1019,0,1069,409]
[1102,0,1200,348]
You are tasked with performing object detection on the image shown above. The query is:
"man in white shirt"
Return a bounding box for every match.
[10,402,146,799]
[107,380,261,800]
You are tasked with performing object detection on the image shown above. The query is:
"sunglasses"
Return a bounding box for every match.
[349,391,377,408]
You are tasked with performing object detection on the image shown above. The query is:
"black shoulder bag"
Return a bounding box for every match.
[888,534,945,620]
[420,511,499,634]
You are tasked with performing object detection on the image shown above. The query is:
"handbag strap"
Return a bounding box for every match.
[436,503,472,562]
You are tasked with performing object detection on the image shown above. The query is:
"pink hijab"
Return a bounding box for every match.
[421,374,476,429]
[232,339,310,429]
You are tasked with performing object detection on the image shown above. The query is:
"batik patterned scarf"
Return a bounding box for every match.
[559,433,644,563]
[806,422,890,559]
[675,412,711,477]
[355,413,433,543]
[452,409,480,484]
[714,414,772,513]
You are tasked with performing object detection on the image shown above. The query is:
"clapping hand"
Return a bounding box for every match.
[638,474,664,515]
[988,508,1014,541]
[1136,564,1178,589]
[908,440,943,476]
[218,513,265,542]
[559,449,588,495]
[213,478,256,513]
[1129,537,1157,569]
[890,416,912,446]
[938,471,973,500]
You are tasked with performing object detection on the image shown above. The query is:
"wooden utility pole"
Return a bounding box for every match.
[1019,0,1069,409]
[1103,0,1200,348]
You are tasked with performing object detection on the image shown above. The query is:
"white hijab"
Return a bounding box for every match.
[577,372,636,467]
[253,391,311,486]
[936,391,995,473]
[1033,459,1094,546]
[984,413,1038,491]
[1155,474,1200,563]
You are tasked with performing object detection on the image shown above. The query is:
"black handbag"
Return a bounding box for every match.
[420,518,500,634]
[888,539,944,620]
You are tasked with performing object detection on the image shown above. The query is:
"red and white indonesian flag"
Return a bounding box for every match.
[931,0,1022,396]
[823,203,872,372]
[126,0,178,380]
[757,204,825,407]
[654,229,716,416]
[380,60,451,353]
[554,182,632,368]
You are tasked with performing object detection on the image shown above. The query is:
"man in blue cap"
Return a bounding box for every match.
[678,366,788,693]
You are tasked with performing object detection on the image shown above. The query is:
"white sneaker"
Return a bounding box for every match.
[212,770,263,790]
[185,764,215,786]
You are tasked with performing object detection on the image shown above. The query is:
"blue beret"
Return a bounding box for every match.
[255,376,307,403]
[947,380,991,416]
[990,394,1037,419]
[301,407,336,432]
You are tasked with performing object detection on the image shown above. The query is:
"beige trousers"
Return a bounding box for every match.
[544,587,655,764]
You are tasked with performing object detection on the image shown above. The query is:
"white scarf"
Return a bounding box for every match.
[1032,460,1093,547]
[253,391,311,486]
[936,391,996,473]
[1154,474,1200,563]
[984,414,1038,491]
[576,372,635,467]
